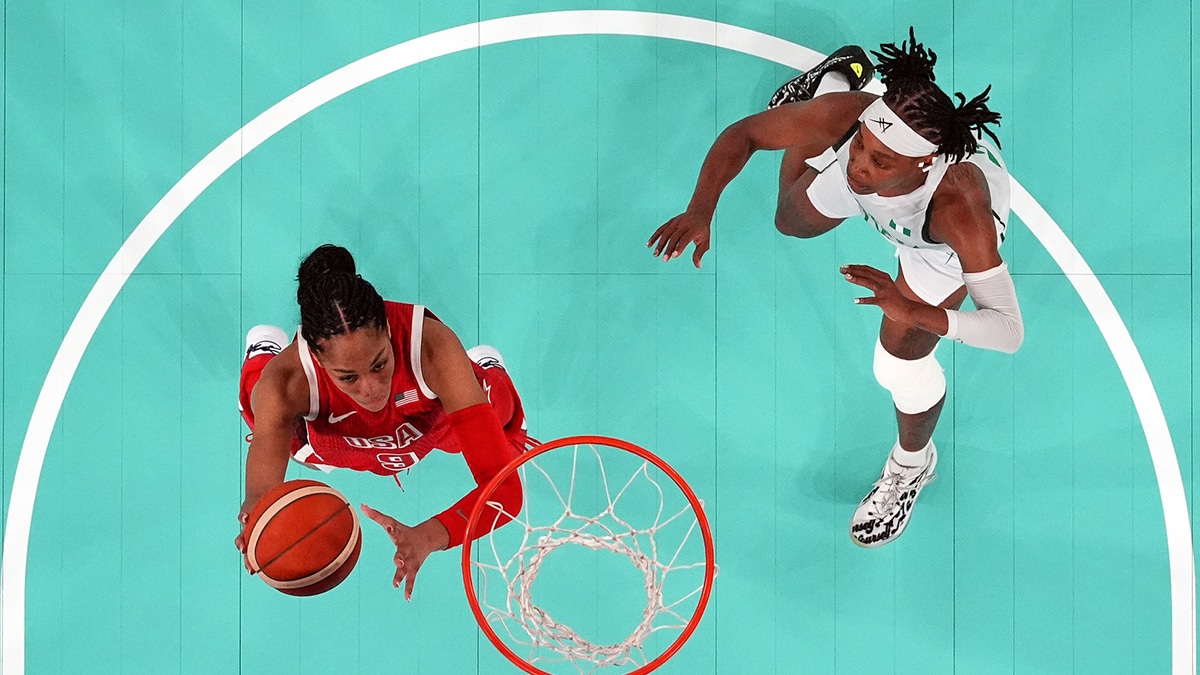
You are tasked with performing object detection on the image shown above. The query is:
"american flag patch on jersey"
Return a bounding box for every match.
[394,388,419,407]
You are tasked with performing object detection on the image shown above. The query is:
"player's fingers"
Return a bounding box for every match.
[674,227,704,258]
[403,563,420,601]
[841,263,881,274]
[666,230,688,257]
[653,220,681,256]
[234,533,246,553]
[841,273,877,290]
[842,264,891,284]
[663,232,689,261]
[360,503,392,528]
[692,239,710,269]
[361,505,405,542]
[653,226,677,258]
[647,222,670,249]
[854,296,881,305]
[392,565,404,590]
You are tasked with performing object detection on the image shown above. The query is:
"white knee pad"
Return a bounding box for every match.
[873,340,946,415]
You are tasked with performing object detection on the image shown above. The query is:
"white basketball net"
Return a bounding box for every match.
[471,442,714,673]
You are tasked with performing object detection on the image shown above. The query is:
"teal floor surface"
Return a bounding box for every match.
[0,2,1194,673]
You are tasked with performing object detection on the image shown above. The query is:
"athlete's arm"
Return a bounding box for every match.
[421,318,488,414]
[649,91,874,265]
[419,317,523,549]
[236,347,311,550]
[687,92,874,218]
[356,318,522,598]
[920,164,1024,352]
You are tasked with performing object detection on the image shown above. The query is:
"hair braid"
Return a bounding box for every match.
[296,244,387,351]
[871,27,1002,162]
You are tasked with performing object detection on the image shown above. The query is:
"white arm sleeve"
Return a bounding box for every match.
[943,262,1024,354]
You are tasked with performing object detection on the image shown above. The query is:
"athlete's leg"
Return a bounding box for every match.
[467,345,528,444]
[239,325,289,430]
[877,268,968,452]
[769,45,875,108]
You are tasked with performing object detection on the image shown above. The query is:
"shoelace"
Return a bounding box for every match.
[868,463,929,517]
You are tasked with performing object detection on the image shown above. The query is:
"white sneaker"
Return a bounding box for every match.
[850,442,937,548]
[466,344,506,370]
[245,325,288,360]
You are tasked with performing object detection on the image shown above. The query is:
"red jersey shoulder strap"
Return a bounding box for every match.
[387,301,438,401]
[293,329,322,421]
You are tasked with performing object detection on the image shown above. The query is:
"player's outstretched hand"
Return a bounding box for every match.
[648,210,711,268]
[361,503,449,601]
[841,264,917,323]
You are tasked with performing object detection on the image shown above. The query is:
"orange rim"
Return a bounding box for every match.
[461,435,716,675]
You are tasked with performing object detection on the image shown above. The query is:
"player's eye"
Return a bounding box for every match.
[340,375,357,383]
[371,361,387,372]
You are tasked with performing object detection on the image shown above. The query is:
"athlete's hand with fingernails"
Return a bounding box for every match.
[841,264,917,323]
[647,209,711,268]
[234,506,255,573]
[360,503,450,601]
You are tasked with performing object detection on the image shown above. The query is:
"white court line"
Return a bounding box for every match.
[0,10,1192,674]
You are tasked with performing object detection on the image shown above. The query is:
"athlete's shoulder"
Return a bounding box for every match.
[928,161,998,253]
[935,160,991,211]
[384,299,414,319]
[384,299,443,325]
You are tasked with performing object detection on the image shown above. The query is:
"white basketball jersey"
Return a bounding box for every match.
[829,133,1011,253]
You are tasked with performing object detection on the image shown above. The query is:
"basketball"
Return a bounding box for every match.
[243,479,362,596]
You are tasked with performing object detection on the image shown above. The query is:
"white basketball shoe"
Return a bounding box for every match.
[245,324,289,360]
[467,344,507,370]
[850,442,938,548]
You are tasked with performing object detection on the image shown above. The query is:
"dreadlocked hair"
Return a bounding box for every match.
[871,27,1002,163]
[296,244,387,352]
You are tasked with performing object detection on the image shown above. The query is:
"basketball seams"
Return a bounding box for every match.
[261,523,360,591]
[244,483,361,592]
[254,499,351,575]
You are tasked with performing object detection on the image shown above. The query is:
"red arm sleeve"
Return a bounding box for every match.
[433,402,523,548]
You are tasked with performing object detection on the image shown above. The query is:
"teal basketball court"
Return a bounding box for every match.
[0,1,1194,673]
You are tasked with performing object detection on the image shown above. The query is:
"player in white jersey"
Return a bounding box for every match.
[647,29,1024,547]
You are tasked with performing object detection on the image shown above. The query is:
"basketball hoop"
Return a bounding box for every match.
[462,436,716,674]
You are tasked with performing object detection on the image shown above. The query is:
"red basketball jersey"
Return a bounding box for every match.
[293,302,525,475]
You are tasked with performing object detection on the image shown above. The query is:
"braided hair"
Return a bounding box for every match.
[296,244,387,352]
[871,27,1002,163]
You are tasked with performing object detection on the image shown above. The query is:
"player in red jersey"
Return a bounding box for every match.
[234,244,527,598]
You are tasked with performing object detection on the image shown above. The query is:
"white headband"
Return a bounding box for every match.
[858,98,938,157]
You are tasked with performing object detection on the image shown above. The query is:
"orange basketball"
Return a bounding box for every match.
[243,479,362,596]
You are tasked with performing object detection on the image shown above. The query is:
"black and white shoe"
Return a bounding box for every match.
[245,325,288,361]
[768,45,875,109]
[850,442,937,548]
